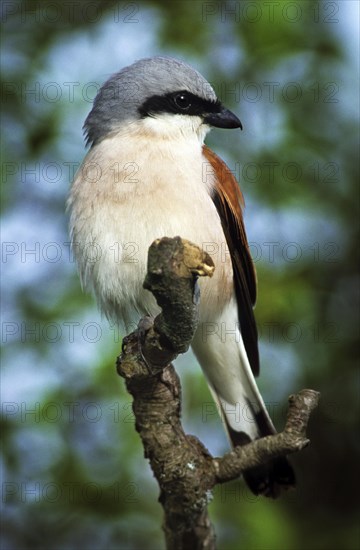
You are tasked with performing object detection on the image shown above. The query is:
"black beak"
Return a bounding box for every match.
[204,106,242,130]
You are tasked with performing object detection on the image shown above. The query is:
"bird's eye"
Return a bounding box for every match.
[174,93,191,110]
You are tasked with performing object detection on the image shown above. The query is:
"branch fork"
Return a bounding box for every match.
[116,237,319,550]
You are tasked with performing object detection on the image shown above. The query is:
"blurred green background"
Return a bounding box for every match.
[1,1,359,549]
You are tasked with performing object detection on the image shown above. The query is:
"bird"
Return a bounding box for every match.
[68,56,295,497]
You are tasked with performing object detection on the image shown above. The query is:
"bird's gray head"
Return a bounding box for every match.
[84,56,242,146]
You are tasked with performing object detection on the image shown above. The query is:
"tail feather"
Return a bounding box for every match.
[224,414,296,498]
[192,299,295,498]
[243,455,296,498]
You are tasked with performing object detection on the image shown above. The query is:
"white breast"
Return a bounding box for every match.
[68,123,233,327]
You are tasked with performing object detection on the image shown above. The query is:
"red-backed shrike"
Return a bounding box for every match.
[68,57,295,497]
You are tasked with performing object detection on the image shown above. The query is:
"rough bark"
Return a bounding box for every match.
[116,236,320,550]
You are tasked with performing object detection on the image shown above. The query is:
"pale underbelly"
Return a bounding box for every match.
[84,200,234,326]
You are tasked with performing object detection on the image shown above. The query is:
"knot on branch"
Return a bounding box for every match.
[117,237,215,378]
[143,236,214,358]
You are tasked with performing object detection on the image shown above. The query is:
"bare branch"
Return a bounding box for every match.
[214,389,320,483]
[116,237,319,550]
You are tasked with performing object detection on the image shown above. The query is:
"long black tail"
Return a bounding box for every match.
[227,423,296,498]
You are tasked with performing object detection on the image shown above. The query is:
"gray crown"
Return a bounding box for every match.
[84,56,217,146]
